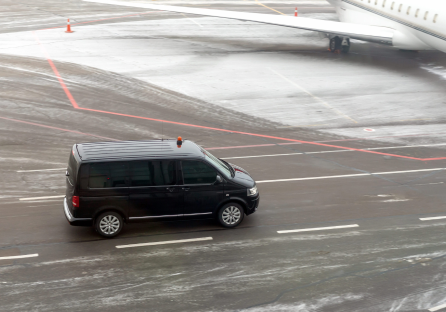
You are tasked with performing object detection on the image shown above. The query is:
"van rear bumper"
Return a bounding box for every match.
[64,197,92,226]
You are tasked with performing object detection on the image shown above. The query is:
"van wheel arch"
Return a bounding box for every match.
[93,207,127,224]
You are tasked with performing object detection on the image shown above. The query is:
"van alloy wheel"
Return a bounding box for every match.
[95,211,123,238]
[218,203,244,228]
[222,206,241,225]
[100,215,120,235]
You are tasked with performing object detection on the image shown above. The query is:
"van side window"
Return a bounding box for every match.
[89,163,109,188]
[131,161,152,186]
[109,162,128,187]
[182,161,218,185]
[79,164,89,189]
[130,160,176,186]
[152,160,176,186]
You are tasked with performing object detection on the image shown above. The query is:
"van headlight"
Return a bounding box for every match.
[247,186,258,197]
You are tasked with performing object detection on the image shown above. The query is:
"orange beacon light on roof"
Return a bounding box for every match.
[177,136,183,148]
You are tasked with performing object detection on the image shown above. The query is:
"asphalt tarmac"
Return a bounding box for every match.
[1,0,446,311]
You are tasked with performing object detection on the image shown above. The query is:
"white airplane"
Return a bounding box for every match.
[84,0,446,54]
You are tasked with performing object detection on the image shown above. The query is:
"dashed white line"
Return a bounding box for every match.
[19,195,65,201]
[0,254,39,260]
[429,302,446,312]
[257,168,445,184]
[420,216,446,221]
[116,237,213,249]
[17,168,65,173]
[222,150,346,159]
[278,224,359,234]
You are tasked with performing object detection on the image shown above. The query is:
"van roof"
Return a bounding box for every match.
[74,139,204,162]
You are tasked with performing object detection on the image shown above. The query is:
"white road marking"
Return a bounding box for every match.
[257,168,445,184]
[116,237,213,249]
[222,150,345,159]
[269,68,358,123]
[19,195,65,201]
[278,224,359,234]
[420,216,446,221]
[221,143,446,160]
[0,253,38,260]
[181,13,203,27]
[17,168,65,172]
[414,182,444,186]
[429,302,446,312]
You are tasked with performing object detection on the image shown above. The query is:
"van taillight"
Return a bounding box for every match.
[72,196,79,208]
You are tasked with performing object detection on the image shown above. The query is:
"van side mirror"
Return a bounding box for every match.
[215,175,223,184]
[65,171,69,177]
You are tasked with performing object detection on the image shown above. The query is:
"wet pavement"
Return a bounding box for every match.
[1,0,446,311]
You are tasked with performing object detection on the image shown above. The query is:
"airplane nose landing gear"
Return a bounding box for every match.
[329,36,350,53]
[341,37,350,53]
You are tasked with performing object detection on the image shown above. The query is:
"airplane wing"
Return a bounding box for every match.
[83,0,394,45]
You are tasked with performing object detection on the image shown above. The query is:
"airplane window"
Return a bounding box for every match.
[424,12,429,20]
[434,14,438,23]
[415,9,419,17]
[398,4,403,12]
[407,6,411,15]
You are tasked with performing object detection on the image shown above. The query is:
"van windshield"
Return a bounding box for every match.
[202,149,233,178]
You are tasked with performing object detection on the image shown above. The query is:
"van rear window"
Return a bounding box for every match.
[67,152,77,185]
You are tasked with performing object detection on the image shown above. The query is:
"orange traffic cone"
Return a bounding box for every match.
[294,7,298,17]
[65,19,74,33]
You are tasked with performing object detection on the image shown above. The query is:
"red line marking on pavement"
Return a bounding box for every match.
[206,143,279,150]
[37,11,159,31]
[77,107,427,160]
[0,116,119,141]
[206,133,446,150]
[31,33,446,162]
[33,32,79,109]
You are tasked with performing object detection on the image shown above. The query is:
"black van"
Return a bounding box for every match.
[64,139,259,237]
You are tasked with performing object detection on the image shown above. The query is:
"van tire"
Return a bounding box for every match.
[218,203,244,228]
[95,211,123,238]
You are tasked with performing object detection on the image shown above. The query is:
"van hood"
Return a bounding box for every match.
[228,163,255,187]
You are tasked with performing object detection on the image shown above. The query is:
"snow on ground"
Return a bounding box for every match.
[0,3,445,146]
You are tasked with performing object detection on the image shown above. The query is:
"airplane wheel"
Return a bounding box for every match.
[329,38,336,52]
[342,38,351,53]
[329,37,342,53]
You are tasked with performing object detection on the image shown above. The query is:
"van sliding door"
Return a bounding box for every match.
[128,160,182,219]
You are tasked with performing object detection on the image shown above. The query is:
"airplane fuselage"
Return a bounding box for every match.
[329,0,446,52]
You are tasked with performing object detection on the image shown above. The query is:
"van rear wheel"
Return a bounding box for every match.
[218,203,244,228]
[95,211,123,238]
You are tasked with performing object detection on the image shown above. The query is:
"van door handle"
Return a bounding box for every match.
[182,187,190,191]
[166,187,175,192]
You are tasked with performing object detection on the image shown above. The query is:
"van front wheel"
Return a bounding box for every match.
[95,211,123,238]
[218,203,244,228]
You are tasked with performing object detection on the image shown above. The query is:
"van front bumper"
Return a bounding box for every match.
[246,195,259,215]
[64,197,92,226]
